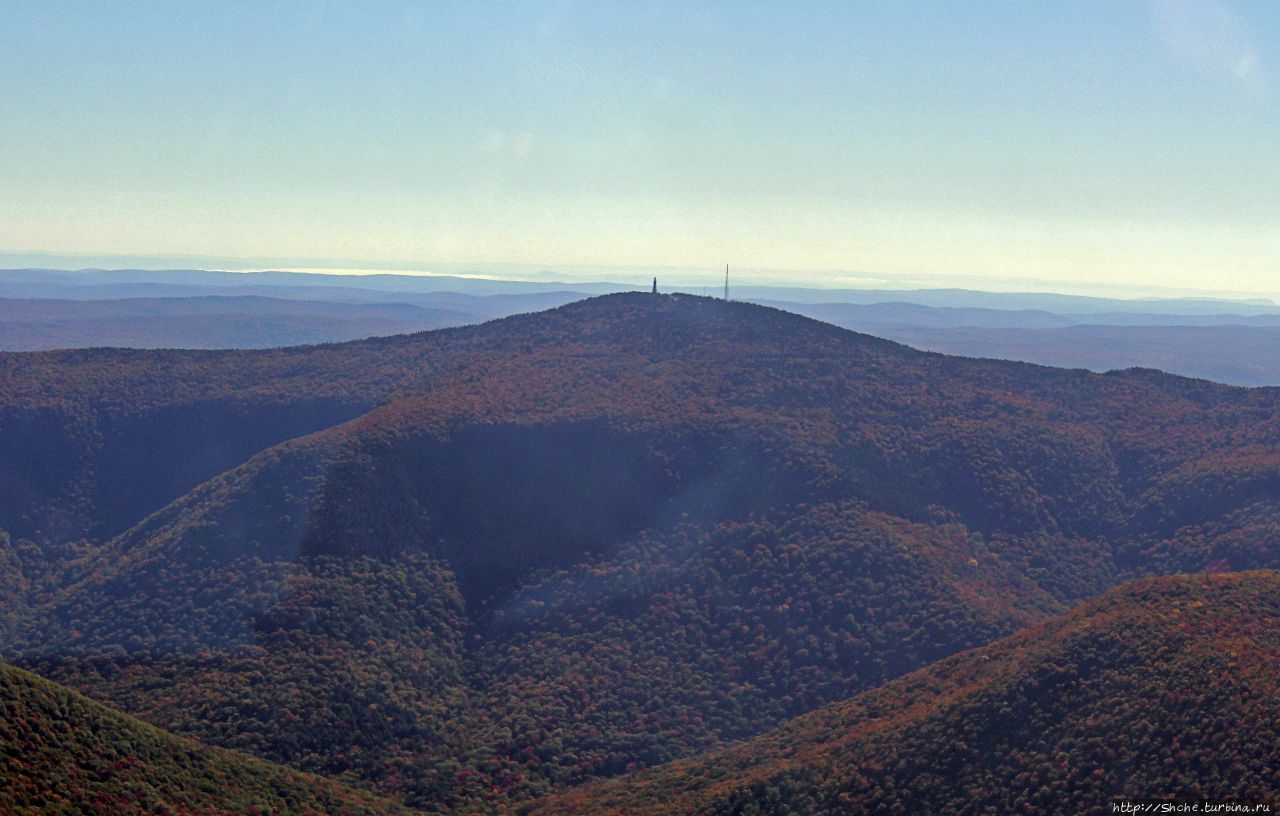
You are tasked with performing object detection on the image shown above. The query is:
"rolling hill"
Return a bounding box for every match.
[5,293,1280,811]
[0,658,417,815]
[530,571,1280,816]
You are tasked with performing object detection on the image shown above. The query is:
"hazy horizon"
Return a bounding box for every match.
[4,2,1279,299]
[3,250,1279,303]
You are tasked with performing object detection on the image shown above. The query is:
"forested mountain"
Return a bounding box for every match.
[4,293,1280,811]
[9,266,1280,384]
[0,659,418,815]
[531,571,1280,816]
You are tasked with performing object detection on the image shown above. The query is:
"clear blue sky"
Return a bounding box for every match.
[2,1,1278,295]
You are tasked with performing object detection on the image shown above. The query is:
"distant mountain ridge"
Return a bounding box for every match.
[0,295,469,350]
[5,267,1277,312]
[5,267,1280,385]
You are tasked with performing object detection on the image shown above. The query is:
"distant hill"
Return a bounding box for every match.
[531,571,1280,816]
[6,294,1280,811]
[858,323,1280,388]
[743,285,1280,314]
[0,295,470,350]
[770,303,1280,386]
[0,659,417,815]
[7,267,1280,384]
[763,299,1280,330]
[5,266,1279,314]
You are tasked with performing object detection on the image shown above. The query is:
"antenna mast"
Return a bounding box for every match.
[724,264,729,301]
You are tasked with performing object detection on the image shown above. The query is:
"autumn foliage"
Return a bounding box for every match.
[4,294,1280,811]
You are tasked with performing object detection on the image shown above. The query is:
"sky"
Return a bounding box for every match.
[2,1,1278,296]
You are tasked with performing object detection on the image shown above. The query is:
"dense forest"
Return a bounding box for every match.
[4,293,1280,811]
[532,572,1280,816]
[0,659,418,815]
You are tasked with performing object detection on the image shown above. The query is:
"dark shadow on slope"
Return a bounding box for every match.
[301,421,818,616]
[91,398,371,540]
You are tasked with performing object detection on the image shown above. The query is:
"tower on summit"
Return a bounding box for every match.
[652,277,658,294]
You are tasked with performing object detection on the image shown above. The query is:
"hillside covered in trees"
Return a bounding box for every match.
[531,572,1280,816]
[4,293,1280,811]
[0,659,418,815]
